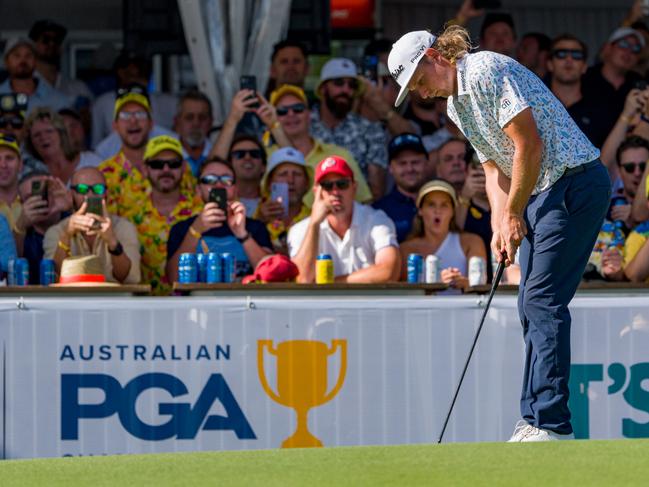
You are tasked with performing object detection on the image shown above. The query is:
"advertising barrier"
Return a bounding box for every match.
[1,295,648,459]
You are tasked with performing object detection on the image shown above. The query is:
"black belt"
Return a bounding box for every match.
[561,160,600,178]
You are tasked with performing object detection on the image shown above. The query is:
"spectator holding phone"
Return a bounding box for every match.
[43,167,140,284]
[0,134,24,234]
[166,157,272,282]
[255,147,312,254]
[228,134,267,217]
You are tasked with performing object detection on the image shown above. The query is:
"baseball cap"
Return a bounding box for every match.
[3,38,36,58]
[263,147,312,192]
[388,30,437,107]
[416,179,458,208]
[609,27,646,48]
[388,133,427,160]
[29,19,67,43]
[315,155,354,183]
[242,254,299,284]
[316,58,363,98]
[114,85,151,119]
[270,85,308,106]
[144,135,183,161]
[0,134,21,156]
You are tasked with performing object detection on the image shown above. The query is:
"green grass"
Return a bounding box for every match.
[1,440,648,486]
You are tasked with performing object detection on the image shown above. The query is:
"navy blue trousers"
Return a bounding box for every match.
[517,161,610,434]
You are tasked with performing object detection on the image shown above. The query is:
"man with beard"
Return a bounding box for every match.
[44,167,140,284]
[28,19,93,109]
[0,38,73,114]
[265,40,310,98]
[123,135,202,293]
[98,90,196,217]
[173,90,213,177]
[548,34,611,148]
[310,58,388,200]
[373,133,429,242]
[288,156,400,283]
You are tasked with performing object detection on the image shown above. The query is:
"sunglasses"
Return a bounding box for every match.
[390,133,424,151]
[551,49,585,61]
[71,183,107,196]
[116,85,148,98]
[231,149,263,160]
[615,39,642,54]
[331,78,359,90]
[320,178,351,191]
[146,158,183,170]
[200,174,235,187]
[117,110,149,121]
[0,116,24,129]
[276,103,306,117]
[621,161,646,174]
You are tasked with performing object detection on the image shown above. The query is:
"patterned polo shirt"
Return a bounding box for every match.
[310,105,388,176]
[446,51,600,195]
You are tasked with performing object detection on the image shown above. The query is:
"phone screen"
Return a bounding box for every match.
[31,179,49,206]
[271,182,289,217]
[240,75,259,108]
[209,188,228,212]
[362,55,378,82]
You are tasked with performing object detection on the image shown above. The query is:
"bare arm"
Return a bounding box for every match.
[339,246,401,283]
[209,90,257,160]
[631,162,649,223]
[292,186,330,283]
[482,160,510,259]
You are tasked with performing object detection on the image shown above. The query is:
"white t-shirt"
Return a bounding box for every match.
[288,202,398,276]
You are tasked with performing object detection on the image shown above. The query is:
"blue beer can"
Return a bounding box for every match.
[196,253,208,283]
[14,258,30,286]
[7,258,15,285]
[40,259,56,286]
[221,253,236,283]
[206,252,222,283]
[407,253,423,284]
[178,253,198,283]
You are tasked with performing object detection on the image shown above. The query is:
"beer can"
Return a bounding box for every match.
[316,254,334,284]
[407,253,423,283]
[196,253,207,283]
[7,258,15,285]
[468,256,487,287]
[39,259,56,286]
[424,255,440,283]
[221,253,236,283]
[14,258,29,286]
[206,252,222,283]
[178,253,198,283]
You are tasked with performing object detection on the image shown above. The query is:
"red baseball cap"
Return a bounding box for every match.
[242,255,299,284]
[315,156,354,183]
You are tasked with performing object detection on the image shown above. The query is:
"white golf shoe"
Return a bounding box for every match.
[507,420,575,442]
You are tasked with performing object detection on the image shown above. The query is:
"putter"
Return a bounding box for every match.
[437,257,506,443]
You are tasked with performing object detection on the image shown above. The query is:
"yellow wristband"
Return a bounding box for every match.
[270,120,280,131]
[189,225,202,240]
[58,240,71,254]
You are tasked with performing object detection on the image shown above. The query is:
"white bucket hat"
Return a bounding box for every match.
[388,30,437,107]
[316,58,363,98]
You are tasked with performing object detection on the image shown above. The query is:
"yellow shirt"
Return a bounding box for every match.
[98,150,196,217]
[267,139,373,206]
[122,191,202,294]
[0,195,22,233]
[624,224,649,282]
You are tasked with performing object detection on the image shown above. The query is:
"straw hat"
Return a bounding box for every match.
[53,255,119,286]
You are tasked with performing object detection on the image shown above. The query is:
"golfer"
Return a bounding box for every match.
[389,26,610,441]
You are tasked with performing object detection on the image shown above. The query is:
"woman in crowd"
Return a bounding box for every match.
[400,179,486,291]
[24,108,102,186]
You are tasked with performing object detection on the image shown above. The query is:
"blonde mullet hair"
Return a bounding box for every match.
[434,24,473,64]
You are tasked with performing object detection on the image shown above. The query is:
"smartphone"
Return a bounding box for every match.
[271,182,289,217]
[31,179,48,204]
[240,75,259,108]
[86,196,103,229]
[361,55,378,82]
[473,0,502,8]
[636,80,648,91]
[209,187,228,212]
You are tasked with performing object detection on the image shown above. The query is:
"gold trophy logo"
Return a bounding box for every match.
[258,339,347,448]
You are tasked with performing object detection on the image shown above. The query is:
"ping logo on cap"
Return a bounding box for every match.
[391,64,405,80]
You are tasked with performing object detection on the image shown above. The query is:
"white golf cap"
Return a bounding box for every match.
[316,58,361,97]
[267,147,306,174]
[608,27,646,48]
[388,30,437,107]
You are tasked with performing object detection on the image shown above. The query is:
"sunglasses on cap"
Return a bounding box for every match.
[621,161,646,174]
[276,103,306,117]
[551,49,585,61]
[615,39,642,54]
[331,78,359,90]
[0,133,17,143]
[0,115,23,129]
[320,178,351,191]
[390,133,423,149]
[231,149,263,160]
[71,183,107,196]
[146,158,183,170]
[200,174,235,187]
[116,84,149,99]
[117,110,149,121]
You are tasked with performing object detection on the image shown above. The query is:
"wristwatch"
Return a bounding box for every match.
[236,232,251,244]
[108,241,124,256]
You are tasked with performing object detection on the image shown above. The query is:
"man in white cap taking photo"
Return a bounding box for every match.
[310,58,388,200]
[388,26,610,441]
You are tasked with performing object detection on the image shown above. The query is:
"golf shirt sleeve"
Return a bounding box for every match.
[368,208,398,253]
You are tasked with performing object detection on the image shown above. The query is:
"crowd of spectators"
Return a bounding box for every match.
[3,1,649,293]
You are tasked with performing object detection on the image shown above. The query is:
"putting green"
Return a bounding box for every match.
[1,440,648,486]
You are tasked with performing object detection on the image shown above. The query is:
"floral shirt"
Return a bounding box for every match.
[255,203,311,254]
[310,105,388,176]
[447,51,600,195]
[123,191,202,294]
[99,150,196,217]
[586,220,625,278]
[0,195,22,233]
